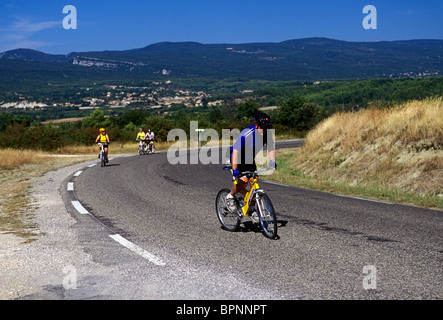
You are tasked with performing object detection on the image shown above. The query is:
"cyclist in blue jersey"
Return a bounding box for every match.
[227,112,276,214]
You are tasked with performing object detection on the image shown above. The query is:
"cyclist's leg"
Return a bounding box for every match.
[104,146,109,161]
[226,161,254,214]
[99,144,105,158]
[229,176,248,196]
[226,175,249,216]
[229,162,254,196]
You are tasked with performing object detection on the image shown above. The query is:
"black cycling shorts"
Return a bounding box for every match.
[229,146,256,176]
[237,163,257,176]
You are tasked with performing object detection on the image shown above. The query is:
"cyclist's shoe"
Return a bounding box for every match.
[250,211,259,224]
[226,195,236,212]
[226,194,241,217]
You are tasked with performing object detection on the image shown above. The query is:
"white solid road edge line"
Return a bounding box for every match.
[332,193,393,205]
[262,180,290,187]
[72,200,89,214]
[109,234,166,266]
[262,180,393,204]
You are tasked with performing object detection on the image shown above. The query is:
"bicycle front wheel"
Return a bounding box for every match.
[257,193,277,239]
[101,153,106,167]
[216,189,240,232]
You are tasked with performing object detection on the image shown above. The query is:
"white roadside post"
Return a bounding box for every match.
[196,129,204,148]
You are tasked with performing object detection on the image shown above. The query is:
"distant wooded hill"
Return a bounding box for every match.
[1,37,442,82]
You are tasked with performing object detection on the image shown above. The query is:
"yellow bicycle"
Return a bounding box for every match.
[216,165,278,239]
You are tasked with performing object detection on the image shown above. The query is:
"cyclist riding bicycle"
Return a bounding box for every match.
[146,129,155,153]
[226,112,276,215]
[136,127,147,151]
[95,128,110,163]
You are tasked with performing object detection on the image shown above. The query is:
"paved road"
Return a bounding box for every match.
[65,140,441,299]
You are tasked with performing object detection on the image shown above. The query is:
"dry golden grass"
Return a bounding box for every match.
[0,148,52,168]
[301,98,443,153]
[55,140,176,155]
[41,117,83,124]
[270,98,443,208]
[0,152,93,242]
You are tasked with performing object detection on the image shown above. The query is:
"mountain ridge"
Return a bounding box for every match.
[1,37,442,81]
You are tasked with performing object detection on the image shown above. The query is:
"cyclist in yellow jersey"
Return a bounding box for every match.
[136,128,147,151]
[95,128,110,162]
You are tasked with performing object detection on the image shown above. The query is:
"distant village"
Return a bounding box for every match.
[0,80,239,111]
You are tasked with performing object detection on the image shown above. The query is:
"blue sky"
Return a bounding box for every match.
[1,0,442,54]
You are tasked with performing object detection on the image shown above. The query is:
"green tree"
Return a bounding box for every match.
[34,124,63,151]
[117,109,151,127]
[0,113,14,132]
[208,108,223,124]
[236,99,259,121]
[0,113,35,132]
[277,95,320,131]
[81,109,113,129]
[145,116,175,142]
[123,121,138,132]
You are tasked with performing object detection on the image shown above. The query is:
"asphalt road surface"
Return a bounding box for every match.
[62,140,441,300]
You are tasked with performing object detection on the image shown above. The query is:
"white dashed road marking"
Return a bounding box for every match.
[72,200,89,214]
[109,234,166,266]
[73,171,83,177]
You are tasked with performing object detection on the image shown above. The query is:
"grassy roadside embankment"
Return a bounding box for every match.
[266,98,443,209]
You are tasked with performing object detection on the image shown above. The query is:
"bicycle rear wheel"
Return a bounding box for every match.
[257,193,277,239]
[216,189,240,232]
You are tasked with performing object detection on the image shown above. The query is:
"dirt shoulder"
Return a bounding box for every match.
[0,159,99,299]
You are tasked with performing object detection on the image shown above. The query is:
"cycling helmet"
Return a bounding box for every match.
[100,128,105,132]
[254,112,272,129]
